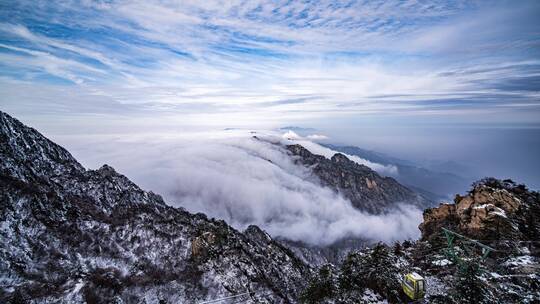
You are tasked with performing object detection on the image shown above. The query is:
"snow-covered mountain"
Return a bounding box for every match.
[0,111,311,303]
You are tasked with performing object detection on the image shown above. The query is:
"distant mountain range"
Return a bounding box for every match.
[279,126,317,133]
[279,125,476,201]
[323,144,474,201]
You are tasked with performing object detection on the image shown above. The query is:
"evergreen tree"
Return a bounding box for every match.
[453,258,488,304]
[300,264,336,304]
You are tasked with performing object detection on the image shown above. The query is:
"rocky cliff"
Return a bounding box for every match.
[420,177,540,244]
[0,111,311,303]
[285,144,430,214]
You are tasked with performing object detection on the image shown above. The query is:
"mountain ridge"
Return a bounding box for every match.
[0,111,311,303]
[3,111,538,303]
[324,143,473,201]
[285,144,431,214]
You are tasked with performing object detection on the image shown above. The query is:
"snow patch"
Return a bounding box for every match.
[425,276,448,297]
[432,259,452,266]
[362,289,388,303]
[504,255,535,267]
[473,204,507,218]
[491,272,503,279]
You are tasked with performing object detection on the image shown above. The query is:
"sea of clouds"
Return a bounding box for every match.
[64,130,422,246]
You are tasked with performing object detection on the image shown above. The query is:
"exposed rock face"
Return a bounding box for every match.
[285,144,430,214]
[420,178,540,243]
[419,203,460,241]
[0,111,311,303]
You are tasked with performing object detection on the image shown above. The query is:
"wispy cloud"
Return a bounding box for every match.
[0,0,539,125]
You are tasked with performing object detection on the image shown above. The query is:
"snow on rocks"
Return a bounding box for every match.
[504,255,535,267]
[0,111,311,303]
[431,259,452,266]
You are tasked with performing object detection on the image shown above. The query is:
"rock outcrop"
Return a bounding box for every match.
[285,144,430,214]
[0,111,311,303]
[420,178,540,243]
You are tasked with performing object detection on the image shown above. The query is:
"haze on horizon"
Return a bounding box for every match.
[1,0,540,188]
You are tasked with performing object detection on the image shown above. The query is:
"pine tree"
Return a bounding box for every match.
[453,258,487,304]
[300,264,336,303]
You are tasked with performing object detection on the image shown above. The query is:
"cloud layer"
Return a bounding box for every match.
[63,130,422,246]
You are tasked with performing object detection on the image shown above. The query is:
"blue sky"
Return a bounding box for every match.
[1,1,540,187]
[1,0,539,126]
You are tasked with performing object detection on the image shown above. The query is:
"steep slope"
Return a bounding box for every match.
[286,144,429,214]
[0,111,311,304]
[302,178,540,303]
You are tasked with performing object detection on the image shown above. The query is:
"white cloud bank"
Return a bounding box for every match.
[64,130,421,246]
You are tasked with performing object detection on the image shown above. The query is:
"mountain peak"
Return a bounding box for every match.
[287,143,318,159]
[0,111,85,182]
[331,153,350,164]
[97,164,117,173]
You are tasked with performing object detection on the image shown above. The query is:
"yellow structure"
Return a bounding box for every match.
[401,272,425,300]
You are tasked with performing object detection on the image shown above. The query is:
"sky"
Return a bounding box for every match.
[1,0,540,188]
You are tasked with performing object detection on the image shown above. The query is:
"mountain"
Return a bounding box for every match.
[324,144,473,201]
[286,144,430,214]
[0,111,311,303]
[322,144,415,167]
[3,110,538,303]
[302,178,540,303]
